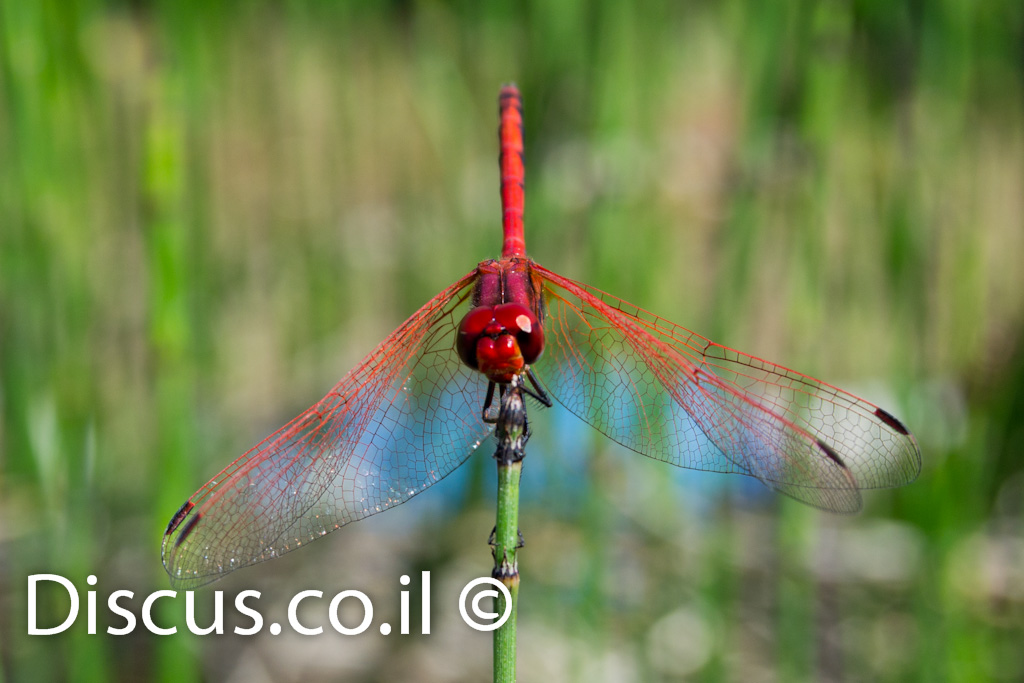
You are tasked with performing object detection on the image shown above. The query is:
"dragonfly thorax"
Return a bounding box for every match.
[456,303,544,383]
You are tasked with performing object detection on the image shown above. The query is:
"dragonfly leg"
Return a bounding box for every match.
[523,367,553,407]
[481,381,498,423]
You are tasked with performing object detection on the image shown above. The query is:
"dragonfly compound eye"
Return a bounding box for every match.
[455,303,544,382]
[493,303,544,364]
[456,306,497,369]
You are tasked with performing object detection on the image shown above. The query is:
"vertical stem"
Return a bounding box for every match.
[491,377,528,683]
[493,459,521,682]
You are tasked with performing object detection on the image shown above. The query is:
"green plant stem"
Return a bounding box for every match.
[493,458,521,683]
[491,378,529,683]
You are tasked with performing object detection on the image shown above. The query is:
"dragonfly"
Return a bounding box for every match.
[163,84,921,589]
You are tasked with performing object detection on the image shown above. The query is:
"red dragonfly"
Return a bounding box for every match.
[163,85,921,588]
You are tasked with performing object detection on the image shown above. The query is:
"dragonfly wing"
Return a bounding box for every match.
[162,271,491,588]
[532,264,921,513]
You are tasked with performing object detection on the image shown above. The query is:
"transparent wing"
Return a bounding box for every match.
[162,271,490,588]
[532,263,921,513]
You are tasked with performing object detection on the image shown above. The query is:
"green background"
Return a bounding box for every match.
[3,1,1023,681]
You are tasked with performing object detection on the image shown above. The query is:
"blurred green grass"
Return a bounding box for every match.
[2,1,1023,681]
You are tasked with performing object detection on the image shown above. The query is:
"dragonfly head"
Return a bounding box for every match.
[456,303,544,383]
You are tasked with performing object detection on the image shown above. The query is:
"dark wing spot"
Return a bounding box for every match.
[165,500,195,535]
[174,512,202,548]
[874,407,911,435]
[817,439,848,469]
